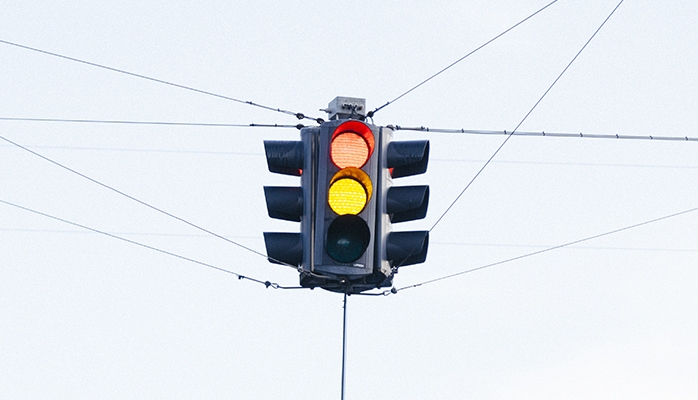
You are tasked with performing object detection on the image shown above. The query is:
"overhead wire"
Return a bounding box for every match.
[0,3,629,292]
[0,39,324,124]
[6,116,697,142]
[4,226,695,254]
[3,143,696,171]
[0,227,262,240]
[428,0,625,235]
[0,117,305,129]
[389,0,626,276]
[389,206,698,295]
[0,199,307,290]
[0,133,300,270]
[371,0,561,116]
[389,126,698,142]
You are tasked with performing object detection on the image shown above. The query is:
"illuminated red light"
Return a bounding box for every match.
[330,121,375,168]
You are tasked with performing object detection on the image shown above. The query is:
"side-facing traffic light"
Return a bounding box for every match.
[262,98,429,294]
[262,139,307,267]
[376,128,430,279]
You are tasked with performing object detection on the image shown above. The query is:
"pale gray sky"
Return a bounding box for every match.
[2,0,697,398]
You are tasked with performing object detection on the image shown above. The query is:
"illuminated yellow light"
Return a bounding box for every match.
[328,168,373,215]
[329,179,366,215]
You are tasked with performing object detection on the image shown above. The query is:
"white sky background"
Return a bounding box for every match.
[1,0,697,398]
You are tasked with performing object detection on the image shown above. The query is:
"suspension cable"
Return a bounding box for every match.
[0,39,324,124]
[0,133,298,268]
[389,206,698,295]
[388,126,698,142]
[371,0,561,116]
[0,198,309,290]
[0,116,305,129]
[388,0,626,275]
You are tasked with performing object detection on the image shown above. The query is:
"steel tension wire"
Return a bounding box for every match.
[371,0,561,116]
[0,39,323,124]
[389,126,698,142]
[379,0,627,294]
[0,130,338,284]
[389,206,698,295]
[0,134,313,273]
[0,198,294,289]
[0,117,312,130]
[436,0,625,235]
[0,199,314,291]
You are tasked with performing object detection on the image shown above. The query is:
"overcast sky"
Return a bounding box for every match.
[2,0,697,399]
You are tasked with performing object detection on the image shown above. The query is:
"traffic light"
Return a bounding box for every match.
[262,97,429,294]
[303,120,380,292]
[378,129,430,277]
[262,139,308,267]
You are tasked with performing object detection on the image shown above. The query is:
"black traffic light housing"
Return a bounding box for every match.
[263,140,306,266]
[263,102,429,294]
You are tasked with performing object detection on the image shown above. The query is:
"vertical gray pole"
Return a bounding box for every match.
[341,293,348,400]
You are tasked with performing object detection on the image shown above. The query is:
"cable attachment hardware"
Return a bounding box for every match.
[261,281,281,289]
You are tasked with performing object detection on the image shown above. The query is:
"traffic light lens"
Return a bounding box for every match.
[332,133,369,168]
[328,168,373,215]
[326,215,371,263]
[331,121,375,168]
[329,178,366,215]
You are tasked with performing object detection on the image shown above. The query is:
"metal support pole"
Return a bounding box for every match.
[341,293,348,400]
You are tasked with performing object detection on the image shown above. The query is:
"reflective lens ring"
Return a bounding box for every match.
[328,168,373,215]
[326,215,371,263]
